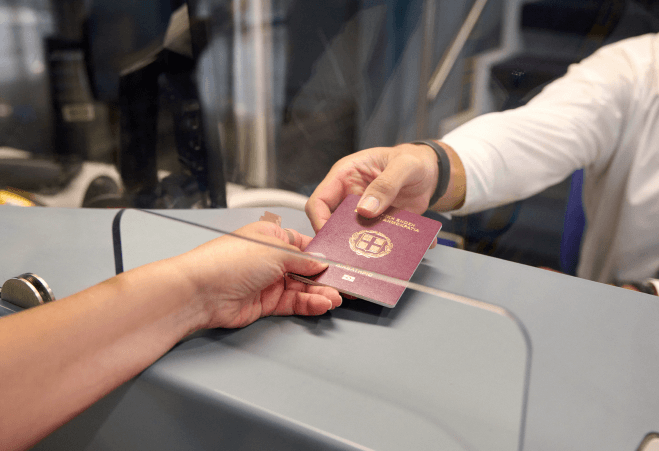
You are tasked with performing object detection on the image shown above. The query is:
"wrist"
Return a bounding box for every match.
[411,140,451,208]
[169,251,223,332]
[407,140,466,211]
[123,254,212,336]
[440,141,467,210]
[392,142,438,171]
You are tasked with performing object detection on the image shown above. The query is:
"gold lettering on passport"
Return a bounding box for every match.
[352,210,420,232]
[336,264,374,277]
[382,214,420,232]
[349,230,393,258]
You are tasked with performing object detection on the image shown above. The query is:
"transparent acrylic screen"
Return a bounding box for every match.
[178,4,529,445]
[119,209,529,451]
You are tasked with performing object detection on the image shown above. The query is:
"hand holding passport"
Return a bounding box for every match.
[292,195,442,307]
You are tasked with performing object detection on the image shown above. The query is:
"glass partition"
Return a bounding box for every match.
[116,208,530,451]
[200,0,503,192]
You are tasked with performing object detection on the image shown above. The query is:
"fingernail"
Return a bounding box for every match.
[284,228,295,244]
[358,196,379,214]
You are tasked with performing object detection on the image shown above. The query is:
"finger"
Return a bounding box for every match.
[356,155,426,218]
[429,237,437,249]
[270,291,333,316]
[284,276,342,309]
[282,228,314,251]
[298,233,314,251]
[283,276,307,292]
[234,223,326,275]
[238,222,308,253]
[306,284,342,309]
[282,252,328,277]
[294,292,334,315]
[236,221,289,245]
[283,228,296,246]
[306,167,357,233]
[305,191,336,233]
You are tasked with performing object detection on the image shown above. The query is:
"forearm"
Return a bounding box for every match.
[0,256,203,450]
[437,39,635,215]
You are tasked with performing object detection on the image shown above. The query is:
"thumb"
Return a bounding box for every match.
[356,159,413,217]
[281,251,328,277]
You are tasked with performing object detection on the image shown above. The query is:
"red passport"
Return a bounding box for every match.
[293,195,442,307]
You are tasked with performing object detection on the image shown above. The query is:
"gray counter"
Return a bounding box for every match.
[1,206,657,451]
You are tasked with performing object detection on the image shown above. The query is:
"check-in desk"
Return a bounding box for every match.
[1,206,657,451]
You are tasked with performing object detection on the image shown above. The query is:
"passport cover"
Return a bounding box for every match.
[293,195,442,307]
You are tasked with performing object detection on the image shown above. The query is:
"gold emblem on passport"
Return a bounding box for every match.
[349,230,393,258]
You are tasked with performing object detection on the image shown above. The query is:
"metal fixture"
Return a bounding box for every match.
[1,273,56,309]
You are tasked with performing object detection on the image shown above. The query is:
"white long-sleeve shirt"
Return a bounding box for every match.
[442,33,659,284]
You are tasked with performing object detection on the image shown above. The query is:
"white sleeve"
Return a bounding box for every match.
[441,34,651,215]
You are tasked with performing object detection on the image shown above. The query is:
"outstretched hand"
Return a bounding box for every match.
[0,220,342,451]
[179,221,342,329]
[305,143,440,233]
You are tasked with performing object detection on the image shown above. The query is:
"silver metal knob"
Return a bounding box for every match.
[0,273,56,309]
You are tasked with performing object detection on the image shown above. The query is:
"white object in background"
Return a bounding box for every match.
[0,147,31,159]
[31,161,123,208]
[0,150,308,210]
[226,183,308,211]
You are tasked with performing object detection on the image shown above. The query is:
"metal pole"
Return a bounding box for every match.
[415,0,436,139]
[427,0,488,102]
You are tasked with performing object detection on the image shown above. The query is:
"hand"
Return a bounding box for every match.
[306,143,440,233]
[178,221,343,329]
[0,221,341,451]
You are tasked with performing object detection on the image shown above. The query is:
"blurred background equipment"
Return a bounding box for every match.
[0,187,37,206]
[116,1,226,208]
[1,0,658,269]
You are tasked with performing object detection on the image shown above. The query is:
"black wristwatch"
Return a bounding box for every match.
[411,140,451,208]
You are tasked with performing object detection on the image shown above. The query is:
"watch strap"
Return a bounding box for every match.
[411,140,451,208]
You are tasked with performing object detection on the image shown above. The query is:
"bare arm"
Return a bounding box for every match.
[0,222,341,451]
